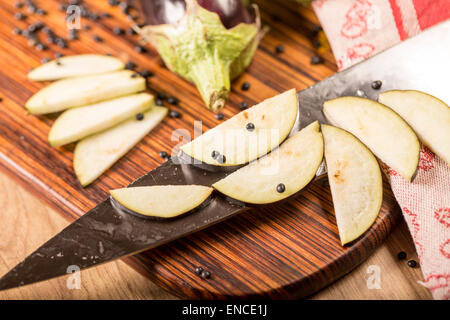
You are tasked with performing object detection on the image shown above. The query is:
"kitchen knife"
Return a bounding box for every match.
[0,20,448,291]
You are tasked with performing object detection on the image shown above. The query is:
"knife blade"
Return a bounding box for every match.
[0,20,448,291]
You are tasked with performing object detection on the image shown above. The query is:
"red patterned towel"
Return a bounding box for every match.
[312,0,450,299]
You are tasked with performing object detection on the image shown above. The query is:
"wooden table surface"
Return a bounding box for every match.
[0,171,431,299]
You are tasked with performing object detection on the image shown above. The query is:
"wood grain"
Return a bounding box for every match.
[0,0,424,299]
[0,172,431,299]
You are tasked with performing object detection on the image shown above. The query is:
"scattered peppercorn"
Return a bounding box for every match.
[371,80,382,90]
[13,28,22,35]
[241,82,250,91]
[246,123,255,132]
[309,25,323,37]
[169,110,181,118]
[407,260,417,268]
[108,0,120,6]
[93,35,103,42]
[397,251,407,260]
[15,2,24,8]
[130,73,138,78]
[15,12,26,20]
[156,92,166,100]
[313,39,321,48]
[215,113,224,120]
[113,27,124,35]
[239,101,248,110]
[167,96,178,105]
[127,27,137,35]
[89,13,100,21]
[41,57,50,64]
[134,45,146,54]
[276,183,286,193]
[36,8,46,16]
[216,154,226,164]
[102,12,112,18]
[35,43,47,51]
[158,151,168,159]
[83,25,91,31]
[155,99,163,106]
[125,61,136,70]
[211,150,220,159]
[139,70,153,78]
[135,113,144,121]
[195,266,203,275]
[275,44,285,54]
[55,52,64,58]
[119,2,130,13]
[200,270,211,279]
[56,38,67,48]
[311,55,323,65]
[56,60,62,66]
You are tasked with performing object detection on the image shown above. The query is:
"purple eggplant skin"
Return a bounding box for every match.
[140,0,253,28]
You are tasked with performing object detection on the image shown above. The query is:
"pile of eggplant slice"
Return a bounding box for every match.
[111,89,449,246]
[26,54,167,187]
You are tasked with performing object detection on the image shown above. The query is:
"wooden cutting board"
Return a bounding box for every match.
[0,0,401,299]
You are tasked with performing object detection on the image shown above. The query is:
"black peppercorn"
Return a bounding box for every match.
[276,183,286,193]
[216,154,226,164]
[15,2,24,8]
[195,267,203,275]
[275,44,285,54]
[125,61,136,70]
[139,70,153,78]
[311,55,323,65]
[407,260,417,268]
[127,27,137,35]
[130,73,138,78]
[56,38,67,48]
[93,35,103,42]
[13,28,22,35]
[157,93,166,100]
[102,12,112,18]
[136,113,144,121]
[36,9,46,16]
[246,123,255,132]
[200,270,211,279]
[167,96,178,105]
[159,151,168,159]
[41,57,50,64]
[241,82,250,91]
[83,25,91,31]
[215,113,224,120]
[155,99,163,106]
[113,27,124,35]
[309,25,323,37]
[169,110,181,118]
[211,150,220,159]
[108,0,119,6]
[397,251,407,260]
[135,45,146,53]
[35,43,47,51]
[15,12,26,21]
[371,80,382,90]
[55,52,64,58]
[239,101,248,110]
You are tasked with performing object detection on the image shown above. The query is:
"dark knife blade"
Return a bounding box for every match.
[0,160,248,290]
[1,20,448,291]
